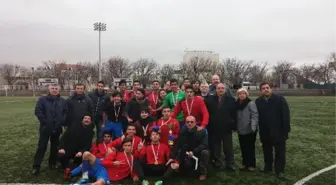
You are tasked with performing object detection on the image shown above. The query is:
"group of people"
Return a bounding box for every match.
[31,74,291,185]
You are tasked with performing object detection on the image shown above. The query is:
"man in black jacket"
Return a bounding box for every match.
[58,115,94,171]
[206,83,236,170]
[32,84,67,175]
[124,88,149,123]
[66,83,94,128]
[255,82,290,180]
[88,81,108,139]
[171,116,210,181]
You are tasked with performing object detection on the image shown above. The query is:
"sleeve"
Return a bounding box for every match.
[34,97,46,124]
[280,96,291,133]
[199,99,209,127]
[90,142,104,158]
[163,94,170,107]
[101,152,117,167]
[170,101,182,118]
[123,101,130,118]
[192,131,208,154]
[173,120,180,140]
[62,100,68,126]
[170,133,181,159]
[138,147,146,160]
[108,138,121,148]
[79,132,94,153]
[230,98,237,131]
[249,101,259,132]
[87,97,94,118]
[58,130,70,150]
[165,145,171,161]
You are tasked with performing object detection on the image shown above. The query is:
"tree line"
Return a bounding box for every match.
[0,52,335,89]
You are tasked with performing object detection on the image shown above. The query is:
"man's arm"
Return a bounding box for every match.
[249,101,259,132]
[170,101,182,118]
[280,96,291,134]
[79,132,94,153]
[199,99,209,127]
[34,97,46,124]
[192,130,208,154]
[61,99,68,127]
[58,130,70,150]
[123,101,131,119]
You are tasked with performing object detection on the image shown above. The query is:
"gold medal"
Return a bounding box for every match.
[168,140,174,146]
[154,160,158,165]
[168,123,173,130]
[169,130,172,135]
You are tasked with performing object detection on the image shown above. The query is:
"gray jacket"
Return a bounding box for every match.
[237,101,259,135]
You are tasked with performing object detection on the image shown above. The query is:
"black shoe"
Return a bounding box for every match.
[32,168,40,175]
[276,173,286,180]
[260,169,272,173]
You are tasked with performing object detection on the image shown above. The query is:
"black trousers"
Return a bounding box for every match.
[262,139,286,173]
[209,132,235,167]
[33,129,60,168]
[180,150,210,175]
[94,118,102,140]
[238,133,257,168]
[57,151,82,169]
[134,160,174,181]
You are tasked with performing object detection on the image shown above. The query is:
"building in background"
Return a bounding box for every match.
[183,50,220,63]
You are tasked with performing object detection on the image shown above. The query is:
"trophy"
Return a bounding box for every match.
[168,135,175,146]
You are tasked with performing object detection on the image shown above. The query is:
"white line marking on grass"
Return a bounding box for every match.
[293,164,336,185]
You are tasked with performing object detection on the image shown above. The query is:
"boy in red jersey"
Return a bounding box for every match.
[171,85,209,131]
[135,129,179,185]
[91,131,113,159]
[150,106,179,147]
[148,80,160,117]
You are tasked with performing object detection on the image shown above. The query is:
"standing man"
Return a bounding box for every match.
[200,82,209,101]
[118,79,130,103]
[163,79,185,124]
[255,82,290,179]
[208,74,233,97]
[148,80,160,117]
[66,83,94,128]
[171,116,210,181]
[206,83,236,170]
[32,84,67,175]
[192,80,201,96]
[88,81,107,139]
[171,85,209,131]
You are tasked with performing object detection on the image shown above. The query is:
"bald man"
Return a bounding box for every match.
[206,83,236,170]
[32,84,68,175]
[170,116,210,181]
[208,75,233,97]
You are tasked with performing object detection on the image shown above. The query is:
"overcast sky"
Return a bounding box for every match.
[0,0,335,67]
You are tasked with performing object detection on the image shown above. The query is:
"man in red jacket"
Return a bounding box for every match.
[150,106,180,147]
[108,124,143,155]
[148,80,160,117]
[171,85,209,131]
[91,131,113,159]
[118,79,130,103]
[135,129,179,185]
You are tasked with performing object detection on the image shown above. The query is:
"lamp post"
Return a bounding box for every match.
[93,22,107,81]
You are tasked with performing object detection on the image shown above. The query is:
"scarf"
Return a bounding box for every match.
[236,97,251,110]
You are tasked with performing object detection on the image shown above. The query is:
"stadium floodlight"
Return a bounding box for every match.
[93,22,107,81]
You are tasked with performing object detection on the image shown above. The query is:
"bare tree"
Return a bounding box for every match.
[247,62,269,84]
[272,61,293,86]
[41,60,68,89]
[312,62,333,84]
[327,52,336,72]
[159,64,176,83]
[179,56,219,82]
[104,57,133,82]
[221,58,253,86]
[132,58,159,87]
[0,64,21,87]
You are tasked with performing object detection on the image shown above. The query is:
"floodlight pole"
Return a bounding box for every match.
[93,22,107,81]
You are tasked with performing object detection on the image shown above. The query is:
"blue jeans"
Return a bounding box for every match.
[101,121,123,139]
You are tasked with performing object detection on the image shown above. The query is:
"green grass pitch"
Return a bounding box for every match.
[0,96,334,185]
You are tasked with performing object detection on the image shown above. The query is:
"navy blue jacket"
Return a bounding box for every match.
[34,94,67,134]
[66,94,94,128]
[87,90,108,120]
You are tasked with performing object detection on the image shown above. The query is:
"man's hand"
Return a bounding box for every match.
[197,126,204,131]
[187,151,194,158]
[133,176,139,182]
[137,142,144,151]
[127,117,133,123]
[75,152,82,157]
[58,149,65,154]
[113,161,125,166]
[171,163,179,170]
[165,159,174,166]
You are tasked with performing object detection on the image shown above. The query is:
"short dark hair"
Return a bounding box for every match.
[185,85,194,92]
[119,79,127,86]
[183,78,189,82]
[152,80,160,84]
[137,88,146,96]
[161,105,171,111]
[103,131,112,136]
[112,91,122,97]
[140,107,150,114]
[75,83,86,89]
[97,81,105,85]
[170,79,178,84]
[127,124,136,129]
[121,138,133,147]
[192,80,200,84]
[259,82,270,91]
[133,80,140,85]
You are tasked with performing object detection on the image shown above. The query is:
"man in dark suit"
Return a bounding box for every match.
[206,83,236,170]
[255,82,290,180]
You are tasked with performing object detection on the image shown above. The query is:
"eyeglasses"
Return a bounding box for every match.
[186,121,195,123]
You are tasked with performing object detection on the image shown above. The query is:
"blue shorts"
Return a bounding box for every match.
[101,121,123,138]
[92,159,110,184]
